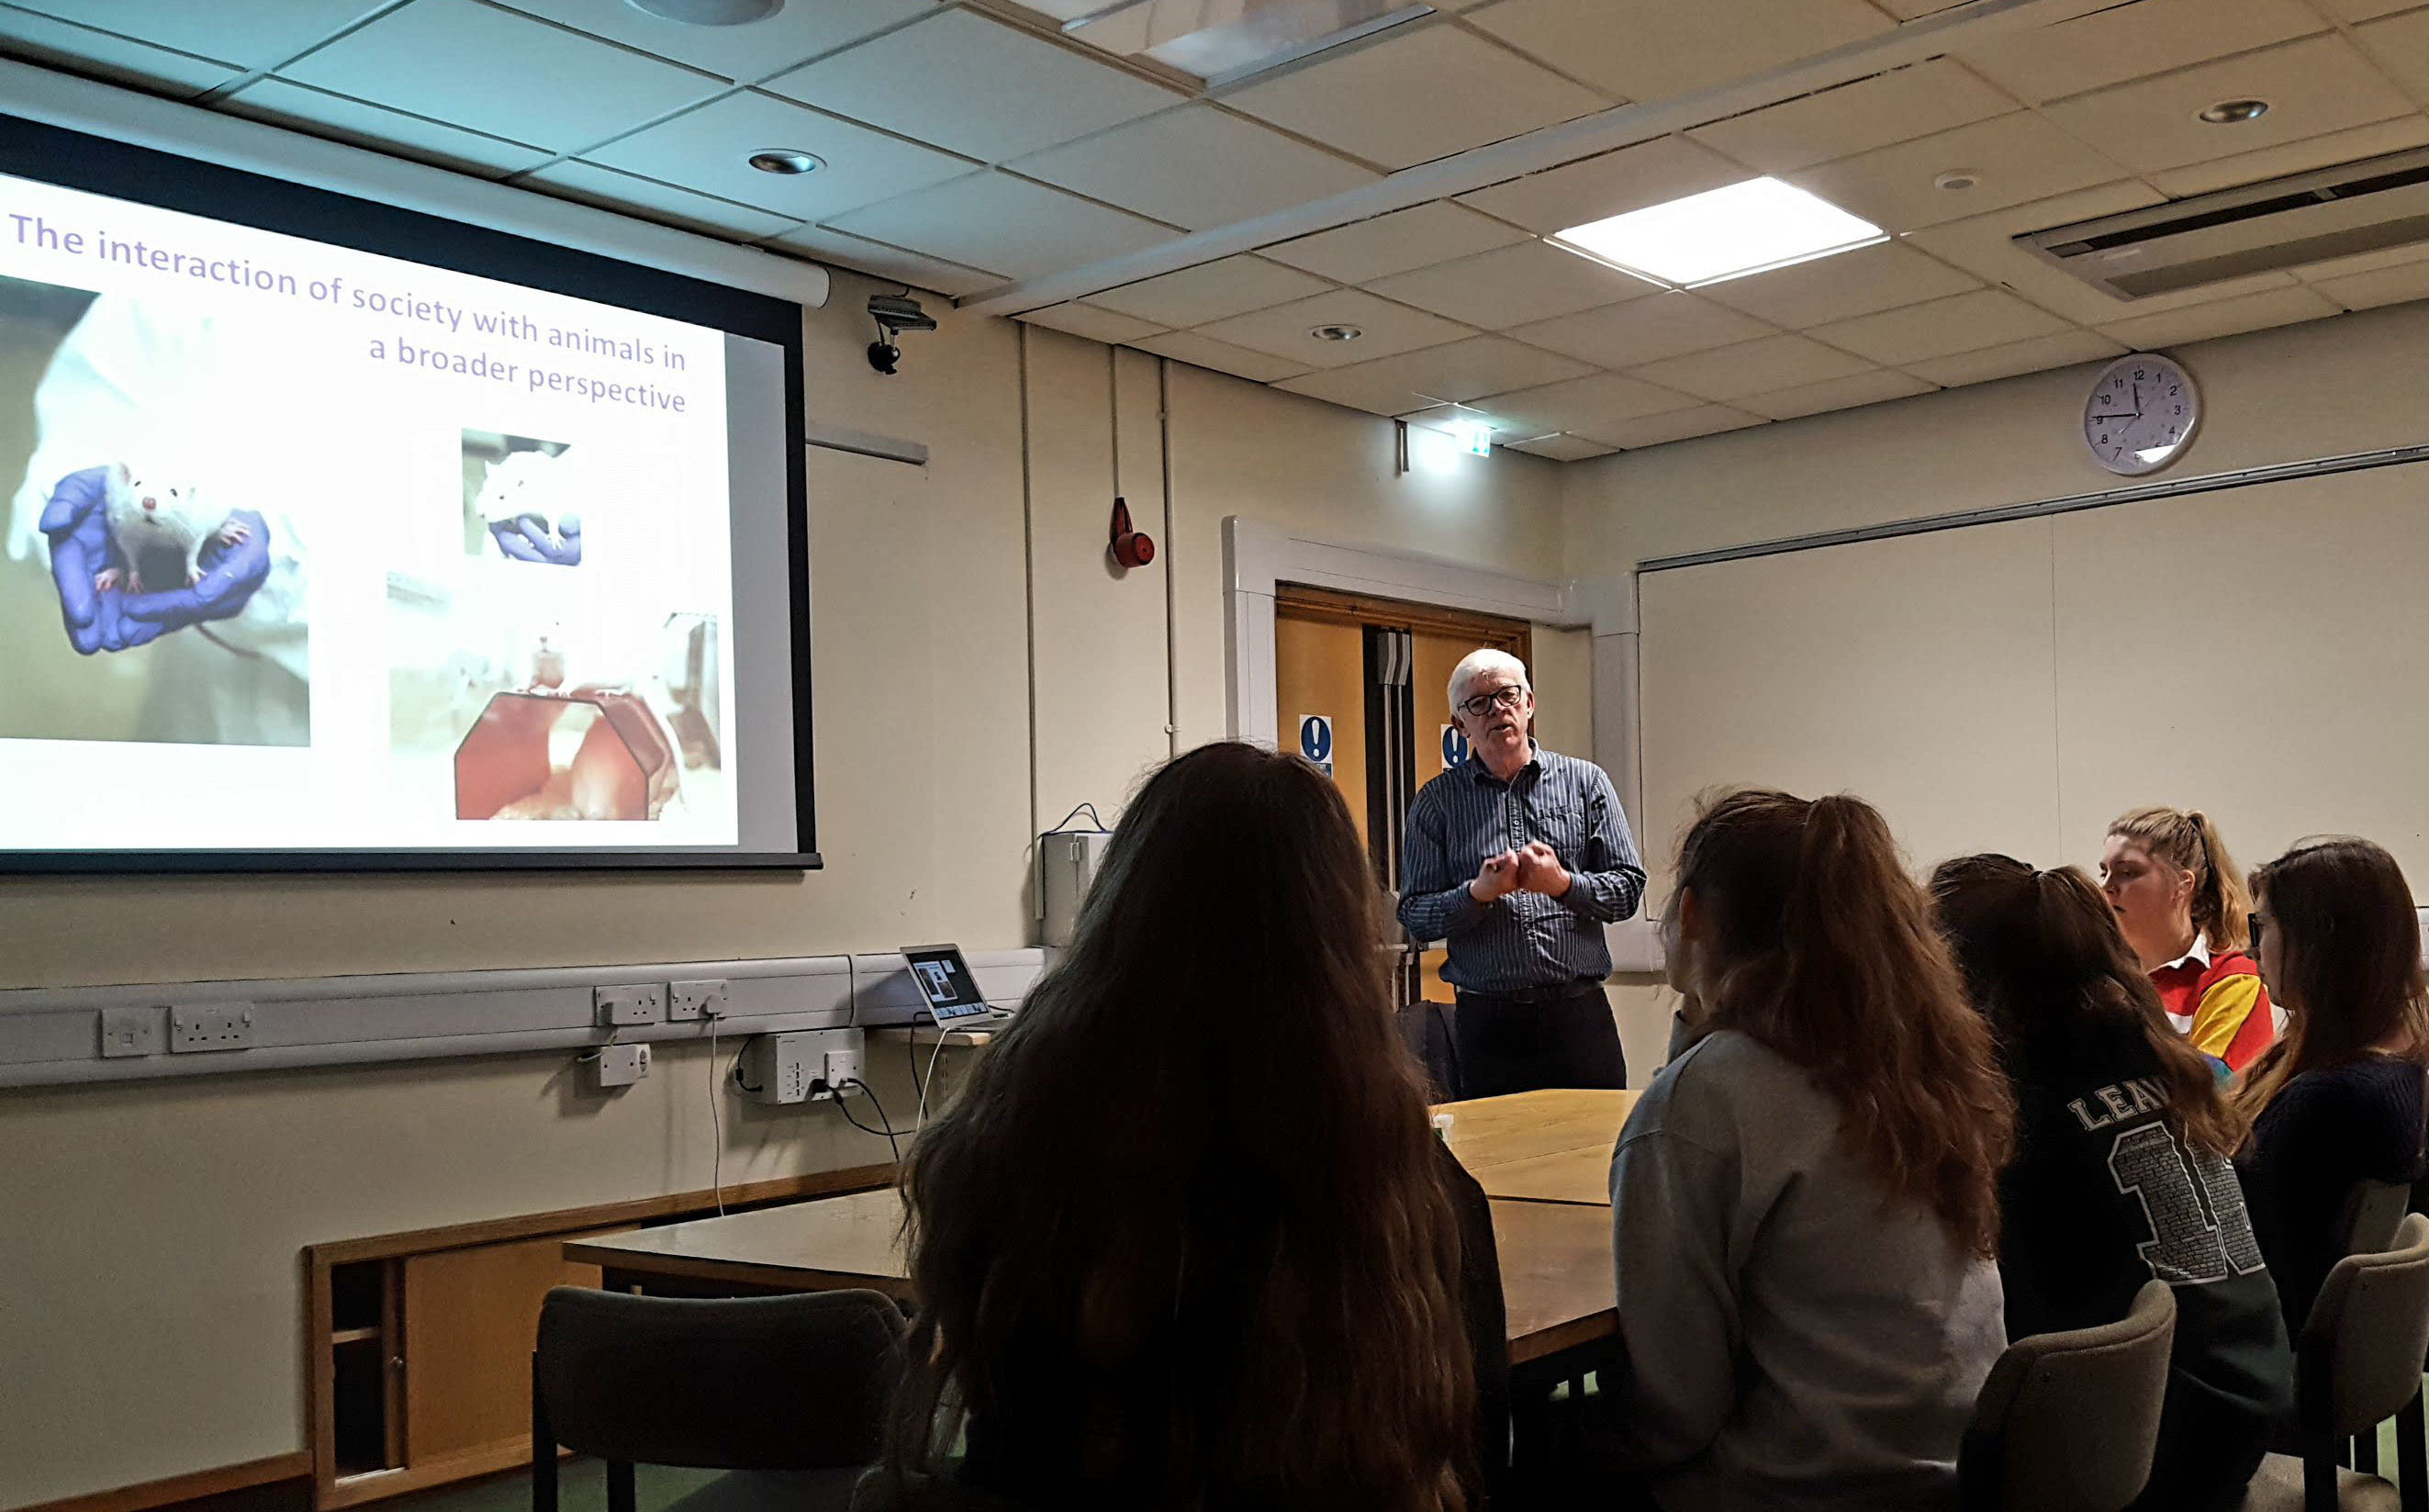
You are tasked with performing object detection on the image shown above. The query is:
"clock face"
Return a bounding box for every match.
[2085,353,2199,476]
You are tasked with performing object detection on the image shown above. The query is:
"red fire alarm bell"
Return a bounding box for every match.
[1109,496,1154,569]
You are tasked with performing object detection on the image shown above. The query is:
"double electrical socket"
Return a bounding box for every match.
[595,980,728,1026]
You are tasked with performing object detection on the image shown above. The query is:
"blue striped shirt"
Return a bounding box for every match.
[1396,744,1647,993]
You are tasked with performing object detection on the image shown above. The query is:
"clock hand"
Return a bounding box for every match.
[2090,411,2141,423]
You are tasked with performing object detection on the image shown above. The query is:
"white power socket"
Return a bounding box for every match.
[595,984,664,1027]
[595,1043,650,1088]
[739,1028,862,1105]
[666,979,728,1022]
[168,1002,253,1053]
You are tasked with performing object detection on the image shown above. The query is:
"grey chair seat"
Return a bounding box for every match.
[2241,1452,2401,1512]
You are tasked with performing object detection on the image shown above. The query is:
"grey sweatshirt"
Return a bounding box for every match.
[1605,1026,2005,1511]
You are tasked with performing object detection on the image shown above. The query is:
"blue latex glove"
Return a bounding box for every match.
[38,465,274,655]
[489,510,582,566]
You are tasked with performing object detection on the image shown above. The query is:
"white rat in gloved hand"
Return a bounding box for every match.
[476,449,569,551]
[95,460,246,593]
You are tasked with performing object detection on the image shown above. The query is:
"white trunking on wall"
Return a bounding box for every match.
[0,947,1049,1089]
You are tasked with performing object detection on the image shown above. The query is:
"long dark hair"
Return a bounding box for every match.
[2109,805,2254,952]
[1931,855,2245,1157]
[1671,790,2013,1258]
[885,742,1476,1512]
[2239,836,2429,1117]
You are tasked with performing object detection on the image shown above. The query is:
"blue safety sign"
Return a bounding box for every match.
[1297,714,1333,776]
[1441,723,1470,770]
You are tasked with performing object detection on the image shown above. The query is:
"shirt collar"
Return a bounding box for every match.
[2157,935,2213,972]
[1466,739,1542,784]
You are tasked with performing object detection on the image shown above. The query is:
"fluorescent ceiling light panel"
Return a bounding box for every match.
[1552,177,1886,288]
[1061,0,1430,84]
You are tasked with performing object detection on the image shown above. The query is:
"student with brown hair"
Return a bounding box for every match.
[2237,836,2429,1341]
[1600,790,2013,1510]
[2101,806,2275,1071]
[1932,856,2289,1512]
[881,742,1504,1512]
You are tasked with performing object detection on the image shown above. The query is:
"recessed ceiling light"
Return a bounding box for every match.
[2200,98,2269,124]
[626,0,782,24]
[1309,323,1364,342]
[747,150,823,175]
[1550,177,1887,288]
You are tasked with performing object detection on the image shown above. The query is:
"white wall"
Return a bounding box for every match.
[1568,297,2429,1075]
[0,240,1570,1504]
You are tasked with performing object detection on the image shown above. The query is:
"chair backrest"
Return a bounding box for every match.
[1960,1281,2177,1512]
[2338,1179,2412,1260]
[534,1285,906,1471]
[2302,1212,2429,1438]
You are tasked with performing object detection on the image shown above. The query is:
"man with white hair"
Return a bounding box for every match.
[1397,647,1645,1095]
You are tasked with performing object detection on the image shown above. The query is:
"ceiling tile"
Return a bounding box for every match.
[1808,287,2070,364]
[1955,0,2322,106]
[8,0,369,68]
[1458,136,1748,235]
[1629,333,1874,400]
[829,171,1174,278]
[1687,61,2016,175]
[770,225,1002,297]
[1011,106,1377,231]
[1274,335,1595,413]
[763,10,1181,162]
[281,0,721,154]
[2096,285,2343,349]
[2356,10,2429,99]
[1193,289,1475,367]
[1698,241,1977,328]
[1474,371,1701,432]
[2312,259,2429,310]
[490,0,931,84]
[1575,404,1766,449]
[2041,36,2412,176]
[2150,117,2429,199]
[223,79,547,177]
[1903,330,2128,387]
[587,90,975,220]
[1468,0,1892,102]
[2321,0,2429,18]
[1127,330,1312,383]
[1086,256,1331,328]
[1019,303,1167,344]
[0,7,234,95]
[1221,24,1607,171]
[1788,112,2134,233]
[522,160,800,239]
[1507,290,1773,366]
[1400,403,1532,437]
[1363,241,1659,329]
[1262,202,1530,283]
[1738,367,1934,420]
[1506,433,1619,461]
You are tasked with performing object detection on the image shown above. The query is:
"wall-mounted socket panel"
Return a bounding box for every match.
[168,1003,253,1053]
[98,1008,160,1058]
[595,1043,651,1088]
[594,984,664,1027]
[666,979,728,1022]
[740,1028,862,1105]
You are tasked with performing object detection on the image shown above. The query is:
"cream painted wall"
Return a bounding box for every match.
[0,251,1572,1506]
[1565,297,2429,1078]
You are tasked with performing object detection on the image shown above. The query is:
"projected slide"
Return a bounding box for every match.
[0,169,769,857]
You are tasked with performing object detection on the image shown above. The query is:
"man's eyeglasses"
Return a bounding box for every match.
[1458,686,1528,719]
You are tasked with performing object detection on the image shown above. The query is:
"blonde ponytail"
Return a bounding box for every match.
[2109,805,2253,953]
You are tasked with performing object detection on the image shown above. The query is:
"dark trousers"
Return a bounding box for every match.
[1451,983,1627,1098]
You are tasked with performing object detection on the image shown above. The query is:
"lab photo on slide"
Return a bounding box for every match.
[463,429,582,567]
[386,571,724,824]
[0,273,311,746]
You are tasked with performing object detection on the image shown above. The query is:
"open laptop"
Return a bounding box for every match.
[901,944,1014,1028]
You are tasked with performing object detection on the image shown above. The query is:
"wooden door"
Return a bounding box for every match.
[401,1234,606,1473]
[1273,611,1369,855]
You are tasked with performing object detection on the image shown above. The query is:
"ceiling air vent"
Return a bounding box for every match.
[1027,0,1432,87]
[2016,146,2429,300]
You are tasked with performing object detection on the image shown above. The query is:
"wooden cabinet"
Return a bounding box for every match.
[305,1164,892,1509]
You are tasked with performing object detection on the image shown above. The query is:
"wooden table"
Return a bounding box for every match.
[568,1186,1611,1366]
[1438,1088,1636,1206]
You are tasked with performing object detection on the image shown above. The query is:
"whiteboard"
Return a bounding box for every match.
[1639,461,2429,897]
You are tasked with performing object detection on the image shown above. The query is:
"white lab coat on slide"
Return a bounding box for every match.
[6,295,309,743]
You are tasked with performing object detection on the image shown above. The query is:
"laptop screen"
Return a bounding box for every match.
[902,945,991,1021]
